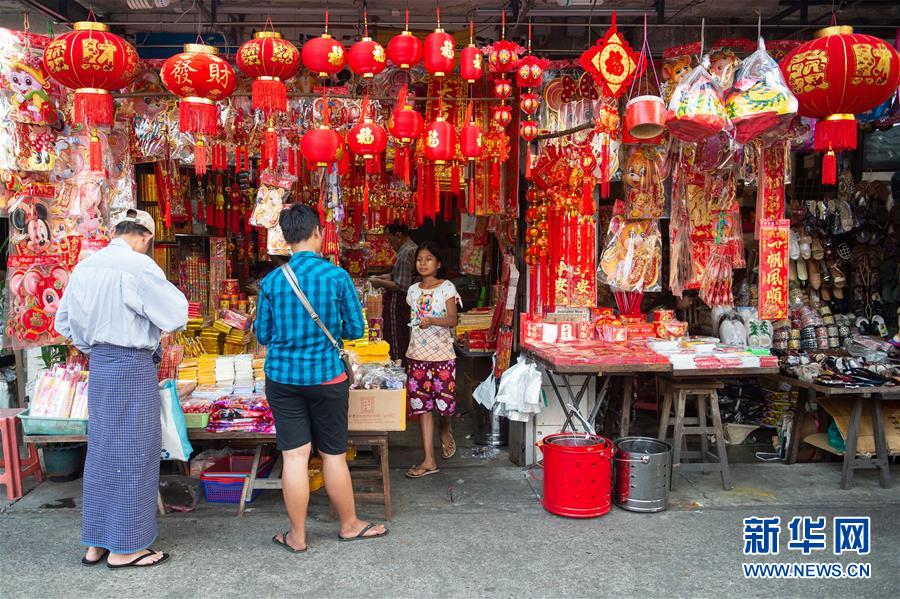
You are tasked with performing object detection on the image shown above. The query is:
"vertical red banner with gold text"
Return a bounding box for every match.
[758,218,790,320]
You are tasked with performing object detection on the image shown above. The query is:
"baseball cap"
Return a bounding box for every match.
[113,208,156,235]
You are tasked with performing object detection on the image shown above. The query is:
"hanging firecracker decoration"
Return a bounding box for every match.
[236,28,301,116]
[424,6,456,78]
[520,120,539,178]
[460,19,483,84]
[161,43,236,175]
[386,8,423,69]
[301,11,347,78]
[578,12,643,100]
[520,93,541,115]
[389,85,425,184]
[780,24,900,184]
[348,95,388,214]
[492,104,513,128]
[348,9,386,79]
[43,20,139,170]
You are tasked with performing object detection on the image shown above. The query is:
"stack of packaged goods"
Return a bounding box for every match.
[197,355,217,389]
[253,356,266,392]
[200,327,224,354]
[177,357,199,382]
[29,366,90,419]
[215,356,235,391]
[234,354,254,393]
[206,395,275,433]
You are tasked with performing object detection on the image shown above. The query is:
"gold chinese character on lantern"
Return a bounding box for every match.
[170,59,198,86]
[785,49,830,94]
[81,38,116,71]
[271,41,293,63]
[440,40,454,60]
[44,43,68,73]
[328,45,344,66]
[851,43,893,86]
[356,126,375,145]
[373,45,386,63]
[207,62,232,87]
[426,129,440,148]
[240,44,261,66]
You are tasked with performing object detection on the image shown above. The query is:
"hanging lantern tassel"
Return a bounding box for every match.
[451,163,461,195]
[363,175,370,216]
[468,163,476,215]
[265,124,278,169]
[490,160,500,189]
[253,77,288,115]
[235,146,243,172]
[287,146,296,175]
[89,131,102,172]
[822,150,837,186]
[394,146,406,181]
[601,139,610,199]
[582,177,594,216]
[195,137,207,176]
[416,159,425,225]
[524,144,532,180]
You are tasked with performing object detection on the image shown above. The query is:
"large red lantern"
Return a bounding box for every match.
[424,8,455,78]
[424,117,456,163]
[43,21,139,129]
[780,25,900,184]
[386,9,423,69]
[161,43,236,136]
[302,14,346,78]
[236,31,301,116]
[348,12,386,79]
[460,122,483,160]
[459,20,483,84]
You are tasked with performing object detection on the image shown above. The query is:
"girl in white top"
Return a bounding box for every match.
[405,242,461,478]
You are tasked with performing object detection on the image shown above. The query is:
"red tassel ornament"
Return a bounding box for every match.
[89,132,102,172]
[822,151,837,186]
[194,137,207,176]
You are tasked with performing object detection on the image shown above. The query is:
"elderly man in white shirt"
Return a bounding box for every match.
[55,209,187,569]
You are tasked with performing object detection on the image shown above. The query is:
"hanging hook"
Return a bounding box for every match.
[756,11,762,40]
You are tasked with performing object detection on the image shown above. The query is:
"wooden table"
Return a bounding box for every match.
[23,430,392,518]
[772,374,898,489]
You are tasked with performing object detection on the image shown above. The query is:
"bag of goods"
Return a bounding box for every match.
[667,61,730,142]
[725,38,798,144]
[660,44,698,105]
[599,216,662,292]
[708,40,750,92]
[699,243,735,309]
[621,145,669,219]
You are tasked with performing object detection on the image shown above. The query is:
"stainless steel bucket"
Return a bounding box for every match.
[613,436,671,513]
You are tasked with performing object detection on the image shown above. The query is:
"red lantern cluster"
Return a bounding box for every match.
[236,31,301,116]
[161,43,236,136]
[780,25,900,184]
[43,21,139,129]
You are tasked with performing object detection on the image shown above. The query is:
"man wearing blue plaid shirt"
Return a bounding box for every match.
[256,205,388,552]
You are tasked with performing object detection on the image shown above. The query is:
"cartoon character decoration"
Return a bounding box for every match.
[622,147,666,219]
[708,46,741,91]
[6,266,69,345]
[14,123,56,172]
[11,199,52,254]
[5,57,58,126]
[660,48,695,104]
[599,216,662,292]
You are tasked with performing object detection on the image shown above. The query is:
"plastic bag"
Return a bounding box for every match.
[666,61,729,142]
[494,356,543,421]
[599,216,662,292]
[699,243,734,309]
[160,379,193,462]
[251,171,294,229]
[726,38,798,144]
[473,372,497,410]
[621,145,668,219]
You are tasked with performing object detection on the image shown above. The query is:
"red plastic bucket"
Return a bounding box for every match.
[538,432,614,518]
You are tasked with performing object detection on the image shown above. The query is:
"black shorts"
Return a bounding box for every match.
[265,378,350,455]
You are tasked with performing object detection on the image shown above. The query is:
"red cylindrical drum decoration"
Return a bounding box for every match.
[42,21,139,128]
[460,44,483,83]
[423,117,456,163]
[520,93,541,115]
[161,44,236,135]
[625,95,667,140]
[348,37,387,78]
[780,25,900,182]
[387,30,423,69]
[349,118,387,159]
[302,34,347,78]
[494,78,513,100]
[424,30,456,78]
[460,122,483,160]
[538,433,614,518]
[236,31,301,115]
[301,126,343,168]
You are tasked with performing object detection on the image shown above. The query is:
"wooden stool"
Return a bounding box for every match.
[0,409,43,500]
[658,380,732,491]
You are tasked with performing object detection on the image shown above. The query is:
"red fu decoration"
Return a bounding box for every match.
[236,30,301,116]
[302,11,346,78]
[578,12,643,100]
[780,25,900,184]
[387,8,423,69]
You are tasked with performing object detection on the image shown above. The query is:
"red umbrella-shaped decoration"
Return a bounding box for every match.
[388,85,424,183]
[302,11,346,78]
[386,8,423,69]
[43,20,139,170]
[424,7,455,78]
[236,28,301,115]
[348,9,386,79]
[161,43,236,175]
[348,95,388,214]
[780,24,900,184]
[460,19,483,84]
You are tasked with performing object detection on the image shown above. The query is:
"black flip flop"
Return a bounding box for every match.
[81,548,110,566]
[273,530,308,553]
[107,550,170,569]
[338,522,389,542]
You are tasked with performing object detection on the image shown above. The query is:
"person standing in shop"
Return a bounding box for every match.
[55,209,188,569]
[369,222,417,362]
[256,204,388,552]
[404,242,461,478]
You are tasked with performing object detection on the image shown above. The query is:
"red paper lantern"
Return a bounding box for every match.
[424,117,456,163]
[161,43,236,136]
[460,121,484,160]
[301,125,343,168]
[302,34,346,78]
[43,21,139,129]
[348,38,386,78]
[520,92,541,115]
[236,31,301,115]
[460,44,483,83]
[349,118,387,160]
[425,30,456,78]
[489,40,519,74]
[516,56,546,88]
[780,25,900,183]
[520,120,539,141]
[494,79,513,100]
[492,105,513,128]
[387,10,423,69]
[389,105,424,143]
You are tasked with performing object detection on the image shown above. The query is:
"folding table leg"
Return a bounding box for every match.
[840,397,863,490]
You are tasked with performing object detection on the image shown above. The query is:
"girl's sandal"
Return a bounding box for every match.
[441,436,457,459]
[406,465,440,478]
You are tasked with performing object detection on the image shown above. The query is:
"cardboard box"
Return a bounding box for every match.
[818,398,900,454]
[348,389,407,432]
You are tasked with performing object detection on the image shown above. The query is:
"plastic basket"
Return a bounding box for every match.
[183,413,210,429]
[18,409,88,436]
[200,456,274,504]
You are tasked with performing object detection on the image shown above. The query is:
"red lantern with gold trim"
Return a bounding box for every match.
[161,43,236,136]
[302,13,346,79]
[301,124,342,169]
[43,20,139,130]
[386,9,422,69]
[460,121,484,161]
[520,92,540,115]
[236,31,301,116]
[348,10,386,79]
[520,120,539,142]
[348,101,387,161]
[516,55,547,88]
[424,117,456,163]
[488,40,519,74]
[780,25,900,184]
[459,19,483,84]
[494,79,513,100]
[424,7,455,78]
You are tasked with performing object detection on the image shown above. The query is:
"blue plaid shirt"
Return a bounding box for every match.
[255,252,365,386]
